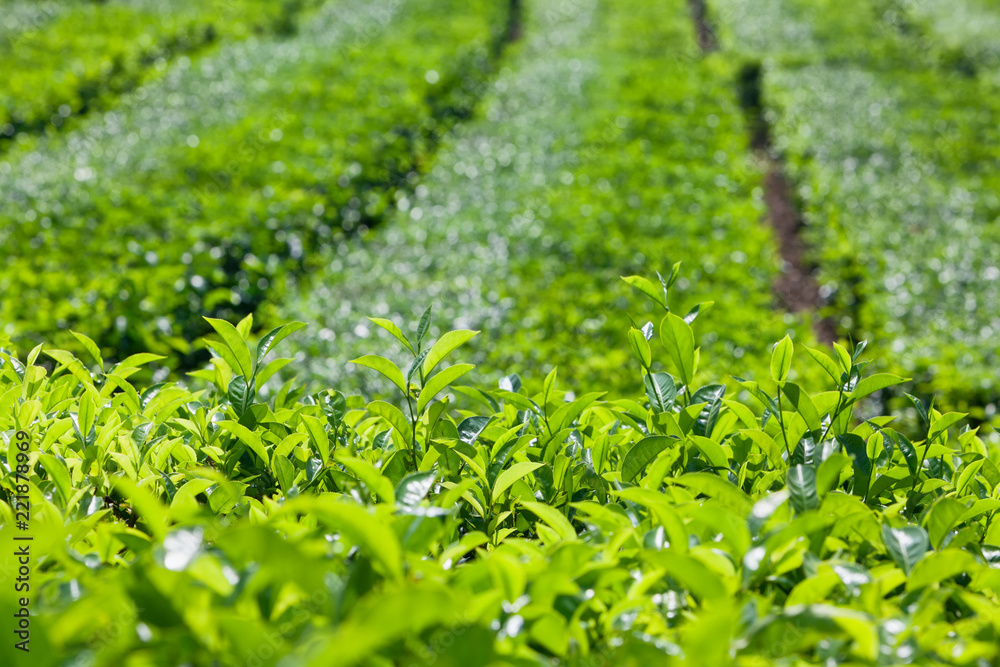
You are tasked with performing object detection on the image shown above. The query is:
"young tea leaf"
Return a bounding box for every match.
[770,335,793,383]
[787,464,819,513]
[204,317,254,378]
[882,524,929,574]
[660,313,696,385]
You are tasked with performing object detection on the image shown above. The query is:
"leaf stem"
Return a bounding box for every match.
[776,389,791,457]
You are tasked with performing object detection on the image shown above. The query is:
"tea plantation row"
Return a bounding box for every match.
[0,0,508,367]
[712,0,1000,415]
[3,269,1000,664]
[284,0,820,398]
[0,0,319,141]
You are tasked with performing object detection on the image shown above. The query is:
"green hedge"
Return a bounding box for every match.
[0,0,319,139]
[1,273,999,665]
[0,0,507,368]
[713,0,1000,414]
[285,0,821,398]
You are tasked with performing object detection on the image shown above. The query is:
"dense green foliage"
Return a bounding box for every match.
[3,274,1000,665]
[0,0,506,366]
[0,0,315,138]
[3,0,1000,664]
[286,0,817,397]
[713,0,1000,410]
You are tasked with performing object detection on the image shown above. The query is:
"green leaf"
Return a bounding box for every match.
[683,301,712,324]
[787,464,819,513]
[367,401,414,446]
[549,391,604,433]
[519,500,577,541]
[272,454,295,493]
[673,473,753,516]
[114,353,167,371]
[666,261,682,288]
[416,306,433,347]
[955,459,984,496]
[804,346,840,382]
[907,550,979,591]
[837,434,872,499]
[235,313,254,338]
[621,435,675,482]
[255,321,306,371]
[491,462,544,503]
[70,331,103,370]
[217,420,269,466]
[816,453,851,495]
[337,455,394,503]
[882,524,929,574]
[927,412,967,442]
[738,430,784,468]
[660,313,696,385]
[395,471,436,507]
[256,357,292,386]
[38,453,72,505]
[542,367,558,406]
[646,552,727,602]
[644,373,677,413]
[350,355,408,395]
[895,432,920,479]
[300,414,330,465]
[770,335,793,383]
[204,317,254,378]
[780,382,821,431]
[112,477,169,541]
[733,378,779,415]
[833,342,852,374]
[421,330,479,377]
[848,374,907,402]
[621,275,668,309]
[925,497,967,549]
[227,375,255,418]
[77,391,96,442]
[406,348,430,382]
[417,363,474,414]
[44,349,94,386]
[367,317,414,354]
[307,584,461,665]
[281,497,403,579]
[689,435,728,472]
[629,328,652,368]
[905,393,930,428]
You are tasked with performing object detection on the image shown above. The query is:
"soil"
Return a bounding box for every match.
[687,0,719,52]
[761,161,839,344]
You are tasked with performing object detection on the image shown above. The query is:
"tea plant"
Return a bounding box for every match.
[0,0,321,140]
[2,270,999,665]
[286,0,819,398]
[713,0,1000,413]
[0,0,507,366]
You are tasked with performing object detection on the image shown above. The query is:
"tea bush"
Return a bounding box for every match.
[712,0,1000,414]
[0,0,507,366]
[0,0,320,140]
[2,272,999,665]
[285,0,820,398]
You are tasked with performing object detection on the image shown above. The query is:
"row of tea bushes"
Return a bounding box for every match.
[0,0,320,140]
[766,64,1000,412]
[898,0,1000,80]
[1,274,998,664]
[285,0,820,398]
[712,0,1000,415]
[0,0,507,368]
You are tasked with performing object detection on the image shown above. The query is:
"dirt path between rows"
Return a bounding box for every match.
[688,2,837,344]
[687,0,719,52]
